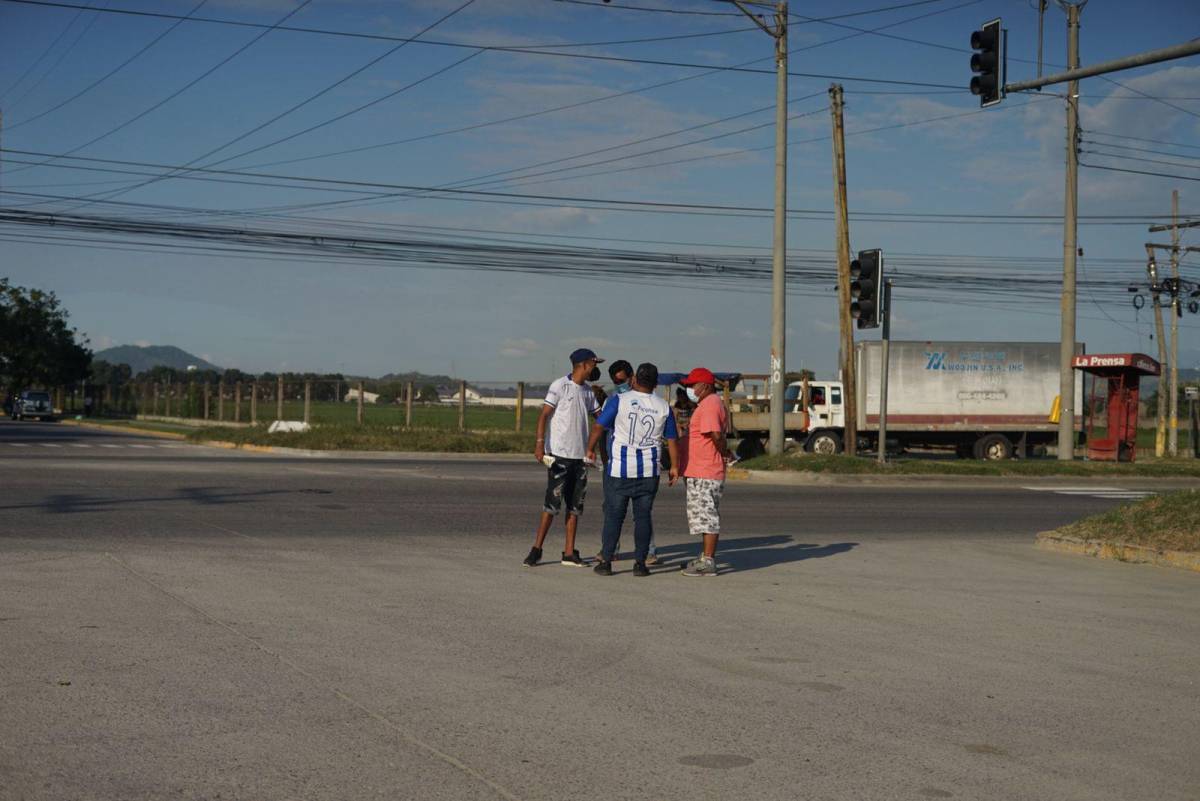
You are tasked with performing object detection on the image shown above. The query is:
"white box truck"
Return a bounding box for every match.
[732,341,1083,460]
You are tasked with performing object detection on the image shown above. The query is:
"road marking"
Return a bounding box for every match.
[128,444,153,449]
[8,443,30,447]
[39,443,62,448]
[73,443,92,448]
[98,444,123,449]
[1023,486,1155,500]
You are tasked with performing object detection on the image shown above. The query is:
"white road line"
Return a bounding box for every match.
[39,443,62,448]
[73,443,93,448]
[156,444,184,449]
[98,444,123,449]
[8,443,29,447]
[1023,486,1154,500]
[128,444,153,449]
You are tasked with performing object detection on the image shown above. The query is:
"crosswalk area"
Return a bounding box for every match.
[1023,486,1156,501]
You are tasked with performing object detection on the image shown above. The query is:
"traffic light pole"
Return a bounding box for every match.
[830,84,857,456]
[1145,245,1168,458]
[877,280,893,465]
[1170,190,1180,457]
[1056,1,1080,461]
[732,0,788,456]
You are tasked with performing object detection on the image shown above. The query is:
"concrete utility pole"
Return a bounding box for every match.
[732,0,789,455]
[1146,245,1168,457]
[829,84,857,455]
[1170,189,1180,457]
[1056,0,1083,461]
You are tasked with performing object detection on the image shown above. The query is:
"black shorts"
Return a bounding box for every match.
[544,457,588,517]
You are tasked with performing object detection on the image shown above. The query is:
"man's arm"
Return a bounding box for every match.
[533,404,553,463]
[666,438,680,486]
[704,430,732,461]
[586,423,606,462]
[587,395,620,462]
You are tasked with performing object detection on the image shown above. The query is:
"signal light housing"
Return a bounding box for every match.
[970,18,1004,107]
[850,249,884,330]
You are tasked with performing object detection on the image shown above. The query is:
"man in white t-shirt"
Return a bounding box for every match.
[523,348,603,568]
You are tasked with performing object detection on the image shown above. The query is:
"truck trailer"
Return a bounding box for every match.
[732,340,1083,460]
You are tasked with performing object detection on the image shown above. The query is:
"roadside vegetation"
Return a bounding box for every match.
[185,423,533,453]
[739,452,1200,477]
[1046,490,1200,552]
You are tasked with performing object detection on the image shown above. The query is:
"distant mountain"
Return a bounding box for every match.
[93,345,222,375]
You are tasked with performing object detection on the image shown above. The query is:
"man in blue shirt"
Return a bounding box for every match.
[586,362,679,577]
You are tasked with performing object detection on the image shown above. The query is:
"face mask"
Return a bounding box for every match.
[587,366,601,382]
[686,388,700,404]
[615,382,631,394]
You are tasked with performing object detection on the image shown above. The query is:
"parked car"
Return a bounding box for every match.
[12,390,56,421]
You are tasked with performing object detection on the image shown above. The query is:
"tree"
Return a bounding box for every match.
[417,384,440,403]
[0,279,91,394]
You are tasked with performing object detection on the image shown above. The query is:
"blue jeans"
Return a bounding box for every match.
[600,476,660,563]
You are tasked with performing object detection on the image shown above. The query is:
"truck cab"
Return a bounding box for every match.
[786,381,845,454]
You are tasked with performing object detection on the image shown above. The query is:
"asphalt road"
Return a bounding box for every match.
[2,420,1198,801]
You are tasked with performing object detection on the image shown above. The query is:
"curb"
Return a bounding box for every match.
[192,440,532,461]
[58,419,188,441]
[1035,532,1200,573]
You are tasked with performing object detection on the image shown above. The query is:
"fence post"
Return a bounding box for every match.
[103,384,111,416]
[277,375,284,421]
[405,382,414,428]
[304,381,311,424]
[218,381,225,421]
[516,381,525,431]
[166,381,173,417]
[250,381,258,424]
[203,383,211,420]
[234,381,242,423]
[458,380,467,432]
[153,383,160,416]
[144,383,151,417]
[357,381,364,425]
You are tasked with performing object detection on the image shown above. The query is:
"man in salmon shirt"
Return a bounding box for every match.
[678,367,733,578]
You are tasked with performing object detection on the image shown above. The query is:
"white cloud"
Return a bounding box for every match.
[133,339,152,348]
[504,206,601,232]
[499,337,541,358]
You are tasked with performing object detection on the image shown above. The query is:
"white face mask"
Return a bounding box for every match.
[686,387,700,404]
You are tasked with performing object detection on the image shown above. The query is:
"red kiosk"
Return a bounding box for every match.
[1072,353,1160,462]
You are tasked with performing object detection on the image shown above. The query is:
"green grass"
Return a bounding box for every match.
[185,423,534,453]
[64,417,194,436]
[118,399,532,431]
[740,452,1200,477]
[1048,490,1200,552]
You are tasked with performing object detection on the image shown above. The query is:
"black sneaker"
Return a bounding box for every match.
[632,560,650,578]
[523,546,542,567]
[593,560,613,576]
[561,550,585,567]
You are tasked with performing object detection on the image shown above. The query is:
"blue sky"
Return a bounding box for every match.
[1,0,1198,380]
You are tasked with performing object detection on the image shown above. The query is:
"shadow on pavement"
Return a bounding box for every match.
[645,535,858,574]
[0,486,292,514]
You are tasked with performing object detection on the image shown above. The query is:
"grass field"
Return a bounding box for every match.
[1046,490,1200,552]
[185,423,533,453]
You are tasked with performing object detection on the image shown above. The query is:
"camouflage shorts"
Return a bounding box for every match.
[685,478,724,536]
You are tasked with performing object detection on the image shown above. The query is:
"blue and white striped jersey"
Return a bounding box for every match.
[595,391,678,479]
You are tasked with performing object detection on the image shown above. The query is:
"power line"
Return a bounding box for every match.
[1086,130,1200,152]
[1081,162,1200,183]
[5,0,210,132]
[1082,148,1200,173]
[0,0,95,102]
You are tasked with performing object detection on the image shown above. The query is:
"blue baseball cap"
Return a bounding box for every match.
[569,348,604,365]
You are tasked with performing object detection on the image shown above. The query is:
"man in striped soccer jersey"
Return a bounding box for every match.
[586,362,679,578]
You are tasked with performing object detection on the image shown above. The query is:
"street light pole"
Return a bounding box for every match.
[733,0,788,456]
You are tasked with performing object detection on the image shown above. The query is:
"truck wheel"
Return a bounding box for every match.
[807,430,842,455]
[974,434,1013,461]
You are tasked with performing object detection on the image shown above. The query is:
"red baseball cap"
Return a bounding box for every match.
[680,367,716,386]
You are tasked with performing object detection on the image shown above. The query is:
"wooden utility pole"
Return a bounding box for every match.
[1057,1,1081,460]
[303,381,311,424]
[458,380,467,432]
[357,381,365,425]
[1146,244,1168,456]
[1169,190,1181,457]
[405,381,414,428]
[250,381,258,424]
[234,381,242,423]
[218,381,225,421]
[829,84,857,455]
[276,375,284,421]
[515,382,525,432]
[203,383,211,420]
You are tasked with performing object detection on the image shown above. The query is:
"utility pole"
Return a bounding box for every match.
[1146,244,1168,457]
[1170,189,1180,457]
[1056,0,1083,461]
[877,280,893,465]
[733,0,788,455]
[829,84,857,455]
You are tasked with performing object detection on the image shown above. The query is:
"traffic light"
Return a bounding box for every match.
[850,249,883,330]
[969,18,1004,107]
